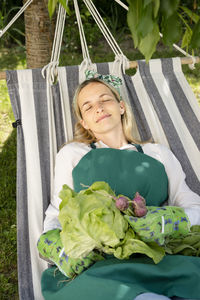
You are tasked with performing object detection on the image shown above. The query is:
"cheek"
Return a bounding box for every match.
[81,113,94,129]
[80,118,89,130]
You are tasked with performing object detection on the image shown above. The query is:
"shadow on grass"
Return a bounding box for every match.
[0,129,19,300]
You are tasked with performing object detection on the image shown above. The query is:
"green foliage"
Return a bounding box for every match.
[165,225,200,256]
[180,5,200,23]
[161,13,182,46]
[48,0,200,61]
[48,0,71,18]
[127,0,200,61]
[0,0,25,48]
[160,0,180,18]
[61,2,102,59]
[191,19,200,48]
[99,2,129,41]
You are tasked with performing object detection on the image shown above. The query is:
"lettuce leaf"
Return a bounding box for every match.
[58,181,165,263]
[59,182,128,258]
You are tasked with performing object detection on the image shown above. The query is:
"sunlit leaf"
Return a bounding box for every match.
[85,11,91,17]
[48,0,58,18]
[180,6,200,24]
[161,13,182,46]
[178,13,192,50]
[160,0,180,19]
[181,27,192,49]
[138,23,160,62]
[58,0,71,16]
[153,0,160,18]
[137,3,155,38]
[127,0,143,47]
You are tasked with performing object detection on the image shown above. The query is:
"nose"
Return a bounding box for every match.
[95,101,104,113]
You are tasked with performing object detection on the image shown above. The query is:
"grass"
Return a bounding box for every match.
[0,130,18,299]
[0,48,24,297]
[0,47,26,151]
[0,40,200,299]
[0,46,26,299]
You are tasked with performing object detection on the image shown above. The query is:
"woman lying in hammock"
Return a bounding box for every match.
[37,71,200,300]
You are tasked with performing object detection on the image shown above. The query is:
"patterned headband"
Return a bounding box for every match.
[85,69,122,99]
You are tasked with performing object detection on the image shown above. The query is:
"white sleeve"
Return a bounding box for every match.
[158,144,200,226]
[43,145,74,232]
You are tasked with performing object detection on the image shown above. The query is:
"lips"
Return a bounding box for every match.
[96,114,111,123]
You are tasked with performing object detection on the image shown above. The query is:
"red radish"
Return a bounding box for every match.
[132,192,147,217]
[115,196,129,211]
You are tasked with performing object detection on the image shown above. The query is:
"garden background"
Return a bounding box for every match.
[0,0,199,299]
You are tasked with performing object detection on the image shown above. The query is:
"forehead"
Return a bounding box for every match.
[78,82,114,104]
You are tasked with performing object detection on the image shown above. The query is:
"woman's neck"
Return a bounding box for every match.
[96,130,128,149]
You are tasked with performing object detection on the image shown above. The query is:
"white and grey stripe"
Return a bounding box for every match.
[6,57,200,300]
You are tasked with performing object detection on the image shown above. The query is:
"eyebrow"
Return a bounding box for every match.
[81,93,112,109]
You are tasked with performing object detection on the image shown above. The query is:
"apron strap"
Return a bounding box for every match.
[90,142,97,149]
[131,143,144,153]
[90,142,144,153]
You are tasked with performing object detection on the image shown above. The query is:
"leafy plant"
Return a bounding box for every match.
[59,182,165,263]
[48,0,71,18]
[48,0,200,62]
[127,0,200,61]
[99,2,129,43]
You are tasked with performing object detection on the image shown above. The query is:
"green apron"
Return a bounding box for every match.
[41,144,200,300]
[72,143,168,206]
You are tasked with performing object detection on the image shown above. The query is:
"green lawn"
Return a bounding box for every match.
[0,47,26,299]
[0,43,200,299]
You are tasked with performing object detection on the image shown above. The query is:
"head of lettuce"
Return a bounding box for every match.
[58,181,165,263]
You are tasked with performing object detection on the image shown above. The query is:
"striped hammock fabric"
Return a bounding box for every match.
[6,57,200,300]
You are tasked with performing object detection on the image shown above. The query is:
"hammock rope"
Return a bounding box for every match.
[74,0,91,62]
[42,2,68,84]
[83,0,124,57]
[82,0,129,73]
[0,0,33,38]
[50,3,67,63]
[0,0,199,81]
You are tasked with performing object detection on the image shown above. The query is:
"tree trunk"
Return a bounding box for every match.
[23,0,56,69]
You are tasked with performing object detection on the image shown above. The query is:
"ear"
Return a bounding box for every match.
[119,101,125,115]
[80,119,89,130]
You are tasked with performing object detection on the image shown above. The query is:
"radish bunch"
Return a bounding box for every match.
[114,192,147,217]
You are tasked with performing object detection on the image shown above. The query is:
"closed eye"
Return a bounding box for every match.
[85,105,92,111]
[101,98,113,103]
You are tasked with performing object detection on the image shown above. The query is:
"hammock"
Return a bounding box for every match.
[3,1,200,300]
[6,57,200,300]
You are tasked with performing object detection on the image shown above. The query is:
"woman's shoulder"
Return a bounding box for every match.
[142,142,170,152]
[142,142,173,160]
[57,141,91,158]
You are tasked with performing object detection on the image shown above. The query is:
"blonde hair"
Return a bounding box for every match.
[72,78,142,145]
